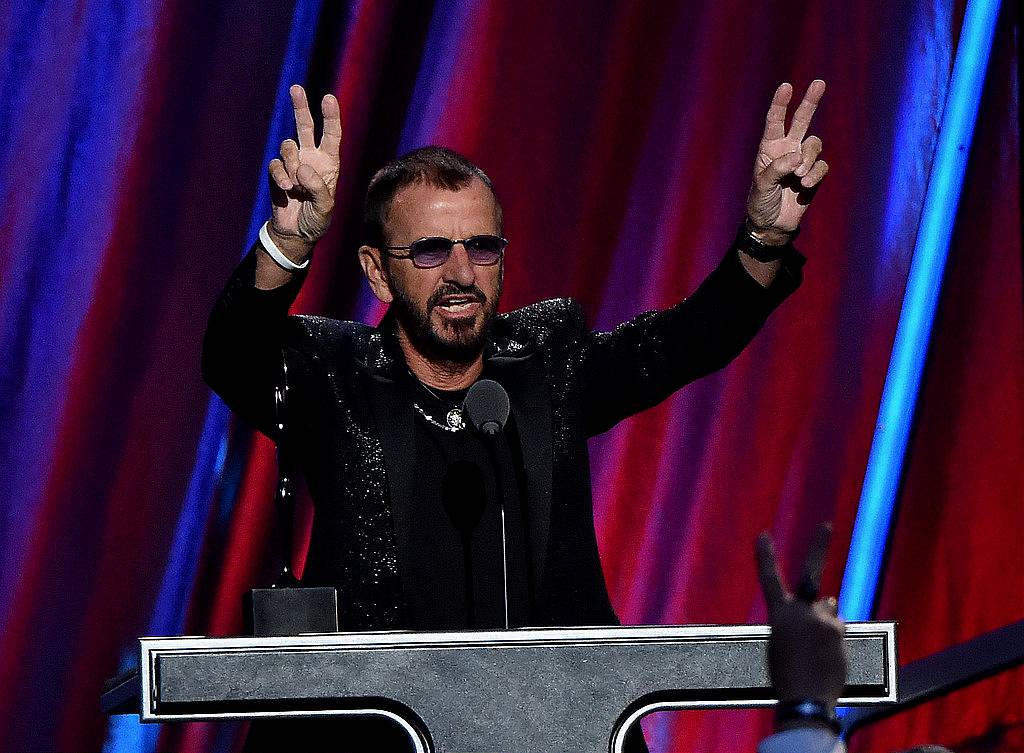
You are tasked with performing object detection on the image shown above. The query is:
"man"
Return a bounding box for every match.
[203,81,827,749]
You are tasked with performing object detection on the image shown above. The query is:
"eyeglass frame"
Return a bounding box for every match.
[381,234,508,269]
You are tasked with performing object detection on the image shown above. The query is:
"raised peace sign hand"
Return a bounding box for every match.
[746,80,828,244]
[755,524,847,716]
[266,85,341,254]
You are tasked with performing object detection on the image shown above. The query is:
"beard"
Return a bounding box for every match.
[390,277,501,365]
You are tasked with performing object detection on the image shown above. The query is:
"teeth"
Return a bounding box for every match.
[438,297,477,308]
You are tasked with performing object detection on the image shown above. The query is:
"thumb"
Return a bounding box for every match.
[755,151,802,192]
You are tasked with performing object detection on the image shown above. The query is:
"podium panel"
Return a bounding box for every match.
[134,622,896,752]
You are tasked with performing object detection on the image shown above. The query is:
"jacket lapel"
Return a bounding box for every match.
[356,323,417,609]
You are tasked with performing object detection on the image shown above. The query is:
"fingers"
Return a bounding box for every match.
[800,159,829,188]
[268,157,293,195]
[762,82,794,142]
[818,596,840,618]
[290,84,316,149]
[788,79,825,141]
[280,139,300,180]
[295,163,333,216]
[756,532,788,608]
[795,523,832,603]
[267,159,291,208]
[794,136,822,177]
[320,93,342,159]
[755,150,802,191]
[794,135,827,189]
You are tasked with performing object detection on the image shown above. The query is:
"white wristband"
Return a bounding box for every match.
[259,222,310,272]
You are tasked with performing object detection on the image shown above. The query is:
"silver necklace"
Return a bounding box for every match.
[412,376,466,432]
[413,402,466,432]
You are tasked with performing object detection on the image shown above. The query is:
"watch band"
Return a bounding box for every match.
[775,699,841,734]
[735,221,799,262]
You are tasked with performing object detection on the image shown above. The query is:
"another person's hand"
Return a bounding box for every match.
[746,80,828,245]
[266,84,341,259]
[756,524,847,722]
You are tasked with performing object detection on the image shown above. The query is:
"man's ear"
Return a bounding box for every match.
[358,245,394,304]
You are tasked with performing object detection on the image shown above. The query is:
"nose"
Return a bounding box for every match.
[441,241,476,287]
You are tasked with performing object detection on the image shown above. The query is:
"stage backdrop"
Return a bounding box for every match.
[0,1,1019,752]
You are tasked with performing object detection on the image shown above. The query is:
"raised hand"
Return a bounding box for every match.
[756,524,847,714]
[747,80,828,243]
[267,85,341,250]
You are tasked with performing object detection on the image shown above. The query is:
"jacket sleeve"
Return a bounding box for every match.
[201,246,310,440]
[580,245,804,437]
[757,727,845,753]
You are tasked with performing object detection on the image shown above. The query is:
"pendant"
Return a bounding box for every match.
[446,408,465,431]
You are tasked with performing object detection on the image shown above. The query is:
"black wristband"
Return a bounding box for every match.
[735,221,799,262]
[775,699,841,734]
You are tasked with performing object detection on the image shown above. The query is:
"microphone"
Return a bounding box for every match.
[462,379,510,436]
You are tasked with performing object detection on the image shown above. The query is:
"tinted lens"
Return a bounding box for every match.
[409,237,455,268]
[463,235,506,265]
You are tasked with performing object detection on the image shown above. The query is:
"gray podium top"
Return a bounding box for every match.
[141,622,897,753]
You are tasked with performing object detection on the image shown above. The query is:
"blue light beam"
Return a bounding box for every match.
[839,0,1003,622]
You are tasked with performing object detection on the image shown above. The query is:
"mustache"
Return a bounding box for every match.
[427,284,487,310]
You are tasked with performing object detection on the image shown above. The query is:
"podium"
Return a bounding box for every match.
[110,622,896,752]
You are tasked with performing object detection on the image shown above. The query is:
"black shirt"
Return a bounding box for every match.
[403,381,533,630]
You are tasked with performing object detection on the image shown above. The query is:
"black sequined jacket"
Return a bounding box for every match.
[202,243,802,630]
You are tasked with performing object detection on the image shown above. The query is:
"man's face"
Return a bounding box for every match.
[379,178,503,364]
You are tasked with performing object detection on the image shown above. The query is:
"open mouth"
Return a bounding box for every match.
[433,294,483,314]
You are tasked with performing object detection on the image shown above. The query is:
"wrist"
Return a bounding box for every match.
[743,217,798,248]
[774,699,840,735]
[261,221,312,272]
[735,220,799,265]
[265,221,314,265]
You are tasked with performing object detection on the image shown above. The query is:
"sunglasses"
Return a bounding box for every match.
[383,235,508,269]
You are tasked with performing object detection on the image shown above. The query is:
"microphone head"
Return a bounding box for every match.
[462,379,510,436]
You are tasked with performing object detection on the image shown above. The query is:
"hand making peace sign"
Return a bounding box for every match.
[756,524,847,712]
[267,85,342,251]
[747,80,828,243]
